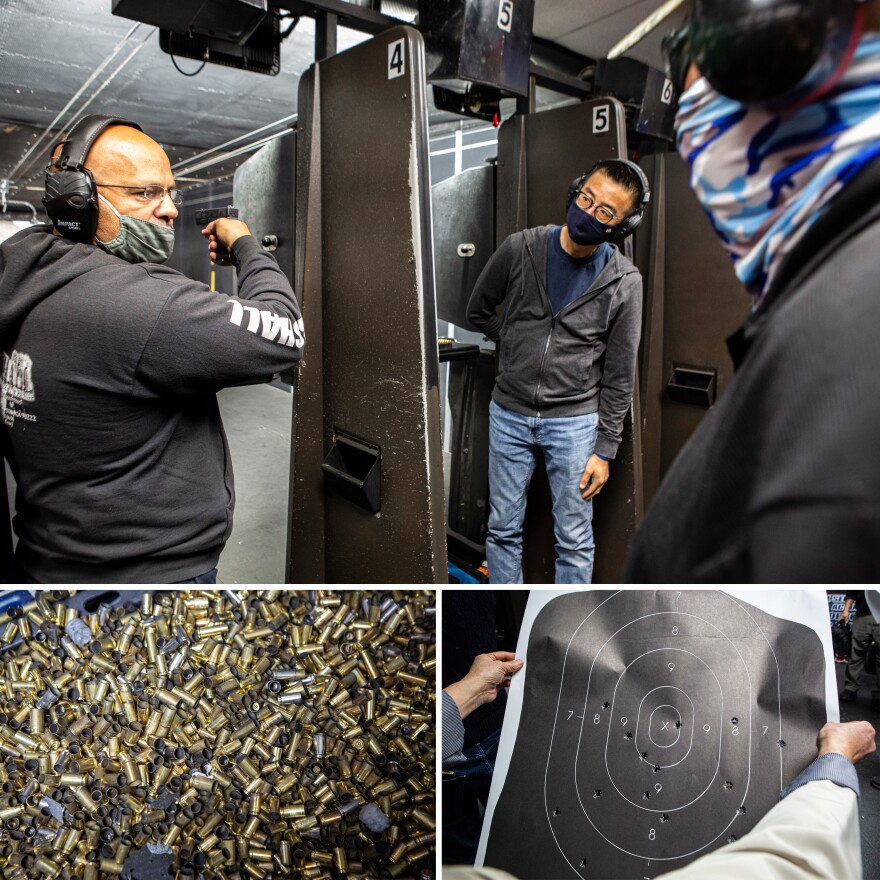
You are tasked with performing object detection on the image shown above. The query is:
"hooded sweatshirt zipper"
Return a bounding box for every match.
[533,314,555,415]
[525,235,624,417]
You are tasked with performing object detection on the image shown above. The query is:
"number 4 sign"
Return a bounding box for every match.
[388,38,405,80]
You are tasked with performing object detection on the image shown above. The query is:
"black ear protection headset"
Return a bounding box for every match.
[43,114,143,243]
[663,0,869,107]
[566,158,651,243]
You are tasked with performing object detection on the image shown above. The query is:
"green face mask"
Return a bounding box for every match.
[96,193,176,264]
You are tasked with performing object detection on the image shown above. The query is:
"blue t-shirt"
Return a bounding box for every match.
[546,227,613,317]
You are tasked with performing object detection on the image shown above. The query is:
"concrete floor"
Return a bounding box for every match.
[836,659,880,878]
[215,382,292,585]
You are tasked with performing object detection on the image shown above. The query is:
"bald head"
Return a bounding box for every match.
[63,123,180,242]
[85,124,171,183]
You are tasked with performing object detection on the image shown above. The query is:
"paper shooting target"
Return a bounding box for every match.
[480,591,828,880]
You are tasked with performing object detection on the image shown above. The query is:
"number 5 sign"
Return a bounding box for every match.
[593,105,610,134]
[498,0,513,32]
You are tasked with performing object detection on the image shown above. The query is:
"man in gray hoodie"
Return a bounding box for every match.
[0,114,304,584]
[467,161,645,583]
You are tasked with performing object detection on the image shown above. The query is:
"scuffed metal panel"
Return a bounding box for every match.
[232,133,295,286]
[289,27,446,584]
[431,163,494,333]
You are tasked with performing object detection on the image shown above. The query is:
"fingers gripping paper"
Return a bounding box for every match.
[477,590,835,880]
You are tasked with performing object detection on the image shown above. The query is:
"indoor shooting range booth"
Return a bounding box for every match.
[129,0,753,584]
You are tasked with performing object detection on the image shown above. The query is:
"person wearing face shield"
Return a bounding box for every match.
[626,0,880,583]
[0,115,304,584]
[467,161,647,583]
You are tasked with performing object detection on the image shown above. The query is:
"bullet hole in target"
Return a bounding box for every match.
[593,789,603,799]
[554,807,561,815]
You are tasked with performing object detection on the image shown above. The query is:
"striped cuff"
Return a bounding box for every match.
[780,753,860,800]
[442,690,466,764]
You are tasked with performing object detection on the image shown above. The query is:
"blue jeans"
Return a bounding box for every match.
[486,400,598,584]
[442,728,502,864]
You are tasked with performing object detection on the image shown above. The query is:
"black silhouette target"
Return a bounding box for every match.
[566,611,758,863]
[482,592,828,880]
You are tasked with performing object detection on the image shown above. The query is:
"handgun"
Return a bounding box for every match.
[195,205,240,266]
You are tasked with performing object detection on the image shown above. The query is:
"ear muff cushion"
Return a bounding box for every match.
[44,114,144,241]
[42,167,99,242]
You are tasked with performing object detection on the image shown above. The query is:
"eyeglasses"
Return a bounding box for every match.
[576,190,617,224]
[95,183,183,206]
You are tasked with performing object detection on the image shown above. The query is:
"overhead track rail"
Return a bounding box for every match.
[173,127,295,179]
[3,24,156,192]
[171,114,297,173]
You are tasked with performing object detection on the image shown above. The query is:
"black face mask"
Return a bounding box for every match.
[566,200,616,246]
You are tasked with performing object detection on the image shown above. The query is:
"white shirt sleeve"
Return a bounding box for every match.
[655,780,861,880]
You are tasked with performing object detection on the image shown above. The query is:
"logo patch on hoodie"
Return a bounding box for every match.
[226,299,305,349]
[1,350,36,428]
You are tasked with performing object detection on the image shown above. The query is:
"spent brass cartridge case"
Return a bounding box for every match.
[72,787,98,814]
[0,588,436,879]
[279,803,306,818]
[411,808,435,830]
[333,847,348,873]
[293,815,319,832]
[241,816,260,840]
[12,730,38,750]
[30,707,44,735]
[34,857,62,878]
[405,845,431,865]
[59,773,87,786]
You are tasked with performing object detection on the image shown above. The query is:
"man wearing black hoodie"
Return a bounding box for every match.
[0,115,304,584]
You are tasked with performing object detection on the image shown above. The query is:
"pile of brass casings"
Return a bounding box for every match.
[0,590,436,879]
